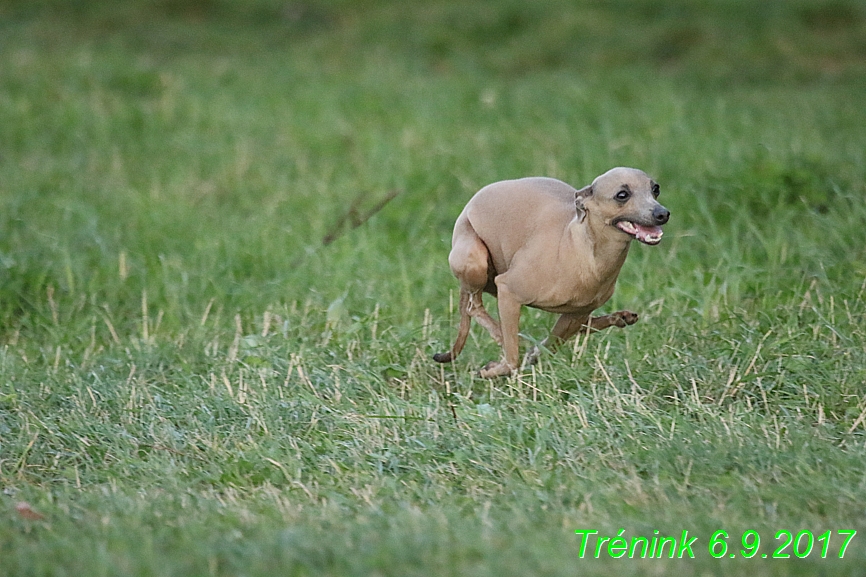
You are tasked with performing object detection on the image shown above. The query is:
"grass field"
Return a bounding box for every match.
[2,0,866,574]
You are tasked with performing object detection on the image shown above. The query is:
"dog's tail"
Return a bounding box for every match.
[433,290,471,363]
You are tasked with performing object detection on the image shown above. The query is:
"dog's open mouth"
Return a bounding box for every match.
[615,220,664,245]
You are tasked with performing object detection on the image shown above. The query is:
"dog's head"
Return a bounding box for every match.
[575,167,670,245]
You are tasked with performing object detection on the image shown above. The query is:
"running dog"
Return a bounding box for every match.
[433,167,670,377]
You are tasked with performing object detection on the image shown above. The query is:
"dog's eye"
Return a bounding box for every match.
[652,184,660,198]
[615,190,630,201]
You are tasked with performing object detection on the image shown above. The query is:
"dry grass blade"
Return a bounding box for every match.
[322,189,402,246]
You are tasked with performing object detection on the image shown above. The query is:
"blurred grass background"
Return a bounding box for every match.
[2,0,866,575]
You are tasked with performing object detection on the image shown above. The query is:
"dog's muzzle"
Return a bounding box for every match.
[614,204,669,245]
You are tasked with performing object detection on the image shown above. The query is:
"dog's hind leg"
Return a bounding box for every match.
[433,289,471,363]
[479,281,521,377]
[433,288,503,363]
[467,290,502,345]
[434,217,501,363]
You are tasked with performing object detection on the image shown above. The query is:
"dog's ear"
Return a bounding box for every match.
[575,185,592,223]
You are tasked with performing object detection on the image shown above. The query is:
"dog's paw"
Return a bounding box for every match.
[522,346,541,367]
[613,310,639,327]
[479,361,516,378]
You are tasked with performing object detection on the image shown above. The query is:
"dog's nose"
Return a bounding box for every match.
[653,205,670,225]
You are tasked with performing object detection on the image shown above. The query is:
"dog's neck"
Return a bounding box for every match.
[574,216,632,280]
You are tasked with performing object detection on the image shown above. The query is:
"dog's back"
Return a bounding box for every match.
[460,177,577,270]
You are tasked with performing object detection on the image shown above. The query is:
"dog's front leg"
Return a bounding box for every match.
[523,313,589,367]
[479,283,521,378]
[588,310,639,330]
[523,310,638,366]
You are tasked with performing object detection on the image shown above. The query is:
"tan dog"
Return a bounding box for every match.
[434,167,669,377]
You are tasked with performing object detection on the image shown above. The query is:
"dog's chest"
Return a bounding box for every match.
[523,269,619,314]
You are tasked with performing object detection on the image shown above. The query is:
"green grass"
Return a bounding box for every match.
[2,0,866,574]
